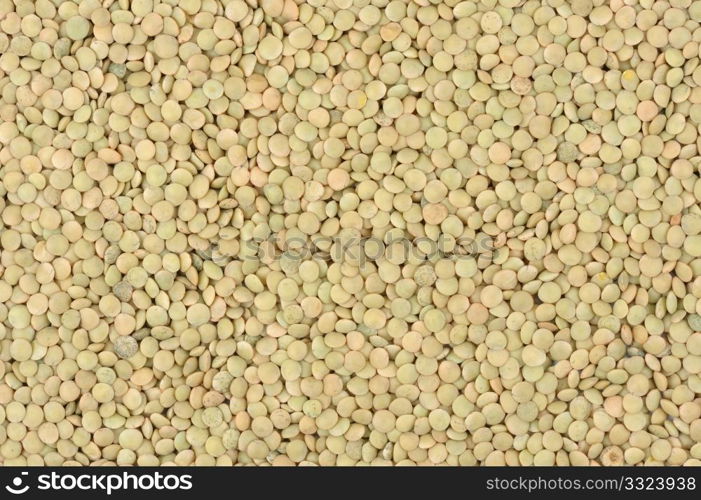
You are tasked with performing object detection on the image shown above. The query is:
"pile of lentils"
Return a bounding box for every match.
[1,0,701,466]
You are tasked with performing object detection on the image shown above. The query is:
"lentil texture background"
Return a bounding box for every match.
[1,0,701,467]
